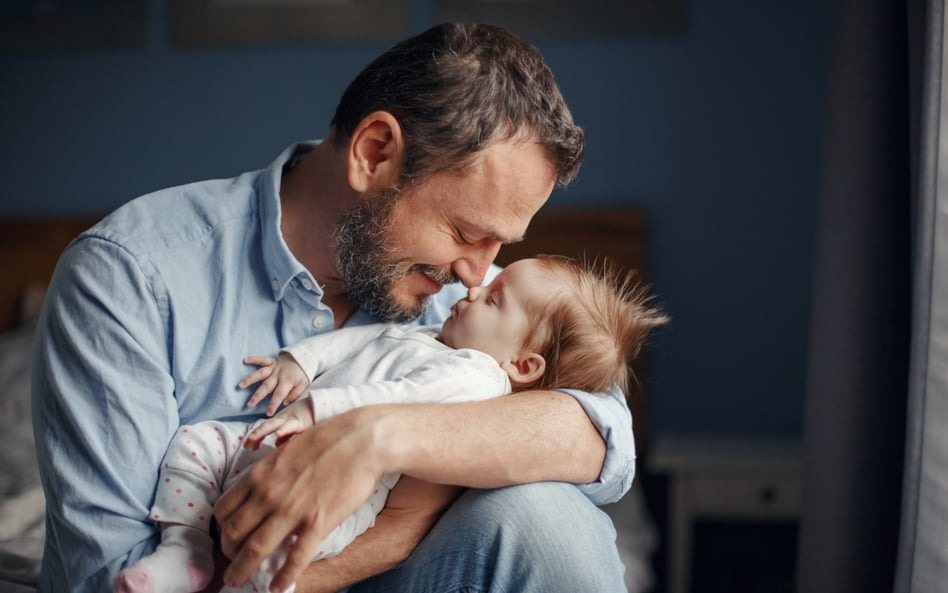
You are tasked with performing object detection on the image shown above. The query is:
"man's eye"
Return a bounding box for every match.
[454,227,477,245]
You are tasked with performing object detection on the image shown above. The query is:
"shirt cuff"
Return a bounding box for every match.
[282,345,319,380]
[558,386,636,505]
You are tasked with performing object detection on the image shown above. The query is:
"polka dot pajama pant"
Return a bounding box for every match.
[151,420,393,593]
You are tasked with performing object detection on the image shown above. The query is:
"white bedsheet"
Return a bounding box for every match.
[0,325,42,592]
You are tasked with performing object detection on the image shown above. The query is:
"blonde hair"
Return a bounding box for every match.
[522,255,668,394]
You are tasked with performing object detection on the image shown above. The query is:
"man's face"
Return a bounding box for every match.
[335,137,557,322]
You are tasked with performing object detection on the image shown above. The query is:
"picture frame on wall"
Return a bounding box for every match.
[0,0,146,51]
[171,0,409,47]
[434,0,686,39]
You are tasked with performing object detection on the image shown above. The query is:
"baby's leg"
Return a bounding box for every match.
[115,421,259,593]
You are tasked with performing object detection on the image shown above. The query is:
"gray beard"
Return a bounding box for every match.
[334,190,457,322]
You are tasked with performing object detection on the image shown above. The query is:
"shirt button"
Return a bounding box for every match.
[301,278,313,291]
[271,279,280,291]
[312,316,328,329]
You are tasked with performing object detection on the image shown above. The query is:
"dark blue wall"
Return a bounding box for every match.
[0,1,833,438]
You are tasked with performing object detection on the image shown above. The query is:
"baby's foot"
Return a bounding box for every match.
[112,525,214,593]
[113,562,212,593]
[113,567,154,593]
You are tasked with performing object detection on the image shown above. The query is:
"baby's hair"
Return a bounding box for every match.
[523,255,668,394]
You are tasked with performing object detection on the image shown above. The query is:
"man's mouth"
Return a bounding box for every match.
[411,264,457,286]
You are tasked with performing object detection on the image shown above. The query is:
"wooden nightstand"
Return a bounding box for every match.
[648,437,802,593]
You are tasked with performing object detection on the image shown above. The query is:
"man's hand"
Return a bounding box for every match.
[214,392,605,592]
[214,406,386,591]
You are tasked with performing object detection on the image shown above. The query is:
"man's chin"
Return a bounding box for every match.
[389,293,429,322]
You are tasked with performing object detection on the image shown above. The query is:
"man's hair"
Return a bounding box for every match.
[328,22,585,188]
[524,255,669,395]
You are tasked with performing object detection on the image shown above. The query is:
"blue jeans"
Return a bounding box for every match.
[347,483,628,593]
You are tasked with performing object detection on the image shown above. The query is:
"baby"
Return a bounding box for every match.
[114,256,667,593]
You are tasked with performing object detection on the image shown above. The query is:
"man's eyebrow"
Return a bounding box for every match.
[468,222,524,245]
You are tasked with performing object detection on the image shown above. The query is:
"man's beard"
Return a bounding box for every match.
[334,188,458,322]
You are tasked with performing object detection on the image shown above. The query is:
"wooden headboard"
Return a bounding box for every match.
[0,217,101,333]
[0,208,650,444]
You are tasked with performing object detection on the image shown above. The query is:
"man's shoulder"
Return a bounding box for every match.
[78,170,263,259]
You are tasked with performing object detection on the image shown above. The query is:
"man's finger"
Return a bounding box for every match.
[223,514,299,587]
[270,527,324,593]
[214,480,250,528]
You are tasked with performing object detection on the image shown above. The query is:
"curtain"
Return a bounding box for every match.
[796,0,911,591]
[895,0,948,589]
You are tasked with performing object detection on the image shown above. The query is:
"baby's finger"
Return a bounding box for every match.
[243,355,276,367]
[267,383,295,416]
[283,384,308,406]
[246,377,277,409]
[244,418,285,448]
[273,418,303,440]
[237,365,273,390]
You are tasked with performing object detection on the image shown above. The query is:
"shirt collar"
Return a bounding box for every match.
[258,140,322,301]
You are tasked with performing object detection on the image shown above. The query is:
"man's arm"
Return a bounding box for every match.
[214,390,605,591]
[33,237,176,591]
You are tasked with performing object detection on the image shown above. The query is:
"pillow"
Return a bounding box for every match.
[0,322,43,588]
[0,323,38,499]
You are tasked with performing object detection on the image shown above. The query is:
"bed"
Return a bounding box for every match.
[0,210,657,592]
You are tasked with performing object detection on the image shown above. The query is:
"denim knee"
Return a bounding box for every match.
[444,482,626,592]
[349,482,627,593]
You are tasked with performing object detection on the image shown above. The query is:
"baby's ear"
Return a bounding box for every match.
[501,353,546,388]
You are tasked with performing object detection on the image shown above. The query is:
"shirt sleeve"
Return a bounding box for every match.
[32,236,178,592]
[308,349,510,420]
[558,386,636,505]
[282,323,389,379]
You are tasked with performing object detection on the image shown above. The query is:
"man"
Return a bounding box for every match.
[33,23,635,592]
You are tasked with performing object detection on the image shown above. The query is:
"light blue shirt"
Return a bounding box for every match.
[31,141,636,592]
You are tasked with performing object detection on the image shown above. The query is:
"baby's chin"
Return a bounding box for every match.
[438,319,459,348]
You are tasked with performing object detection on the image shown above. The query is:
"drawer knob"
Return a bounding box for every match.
[758,485,778,504]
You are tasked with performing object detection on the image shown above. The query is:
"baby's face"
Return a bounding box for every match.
[441,258,560,363]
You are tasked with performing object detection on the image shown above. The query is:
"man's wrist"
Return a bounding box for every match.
[355,404,417,476]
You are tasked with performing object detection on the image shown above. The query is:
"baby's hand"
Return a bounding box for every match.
[239,353,311,416]
[243,398,314,450]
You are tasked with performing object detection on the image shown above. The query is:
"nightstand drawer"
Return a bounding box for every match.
[686,475,801,518]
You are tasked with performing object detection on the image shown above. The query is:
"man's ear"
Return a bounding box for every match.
[345,111,404,194]
[500,353,547,389]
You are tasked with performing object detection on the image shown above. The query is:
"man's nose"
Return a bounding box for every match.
[452,245,501,288]
[467,285,485,301]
